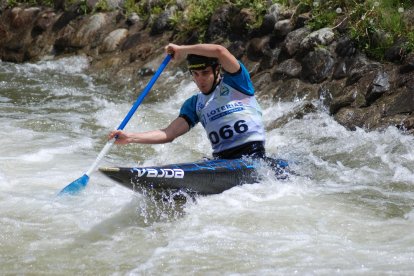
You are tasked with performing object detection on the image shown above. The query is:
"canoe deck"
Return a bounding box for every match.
[99,158,290,196]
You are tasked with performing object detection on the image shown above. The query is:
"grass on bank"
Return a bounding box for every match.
[4,0,414,61]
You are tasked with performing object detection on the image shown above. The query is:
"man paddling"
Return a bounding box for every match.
[109,43,266,160]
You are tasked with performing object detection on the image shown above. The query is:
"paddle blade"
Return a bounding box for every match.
[58,174,89,195]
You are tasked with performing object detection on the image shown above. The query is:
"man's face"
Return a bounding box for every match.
[190,66,217,94]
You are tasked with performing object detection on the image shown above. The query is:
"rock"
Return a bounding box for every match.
[129,43,153,62]
[332,59,348,79]
[380,115,414,133]
[274,19,294,37]
[397,71,414,90]
[380,87,414,117]
[52,10,80,33]
[106,0,124,10]
[335,36,356,57]
[346,54,381,85]
[150,6,176,35]
[86,0,99,10]
[300,27,335,51]
[329,84,364,114]
[271,78,319,101]
[126,12,140,26]
[138,67,156,77]
[54,0,65,11]
[338,70,388,109]
[256,3,282,35]
[365,71,390,105]
[34,10,56,32]
[10,7,40,29]
[399,52,414,74]
[294,12,311,29]
[333,80,414,132]
[272,58,302,80]
[54,24,77,54]
[230,8,255,37]
[121,32,142,51]
[247,36,270,61]
[206,4,232,41]
[402,7,414,30]
[384,45,406,63]
[260,13,277,34]
[260,47,280,70]
[301,48,334,83]
[228,40,246,60]
[283,27,310,57]
[268,3,282,21]
[72,13,110,48]
[318,79,347,108]
[100,28,128,53]
[0,22,10,44]
[266,101,317,130]
[0,7,43,61]
[334,107,367,130]
[252,70,273,100]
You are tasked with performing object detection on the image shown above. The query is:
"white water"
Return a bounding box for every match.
[1,56,413,274]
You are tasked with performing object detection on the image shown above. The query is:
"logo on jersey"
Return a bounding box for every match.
[197,102,204,111]
[206,101,245,121]
[220,86,230,96]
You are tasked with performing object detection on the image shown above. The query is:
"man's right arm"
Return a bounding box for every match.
[109,117,190,145]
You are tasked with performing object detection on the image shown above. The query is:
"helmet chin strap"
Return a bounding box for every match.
[207,65,221,94]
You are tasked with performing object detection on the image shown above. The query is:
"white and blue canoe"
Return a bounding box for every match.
[99,158,289,196]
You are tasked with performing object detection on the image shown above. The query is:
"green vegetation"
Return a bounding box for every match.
[93,0,111,12]
[171,0,222,41]
[6,0,53,6]
[304,0,414,60]
[122,0,172,16]
[5,0,414,60]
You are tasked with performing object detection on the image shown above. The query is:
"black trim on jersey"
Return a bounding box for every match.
[213,141,266,160]
[224,65,242,76]
[179,114,193,128]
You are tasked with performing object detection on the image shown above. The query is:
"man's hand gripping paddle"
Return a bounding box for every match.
[58,54,172,195]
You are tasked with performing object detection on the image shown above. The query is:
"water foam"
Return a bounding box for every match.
[2,57,414,274]
[25,56,90,75]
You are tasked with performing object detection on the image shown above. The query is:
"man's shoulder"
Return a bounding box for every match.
[222,61,254,95]
[181,94,200,109]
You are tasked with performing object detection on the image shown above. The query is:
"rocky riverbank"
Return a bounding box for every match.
[1,3,414,133]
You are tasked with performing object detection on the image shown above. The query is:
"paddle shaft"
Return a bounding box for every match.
[85,54,172,177]
[118,54,172,130]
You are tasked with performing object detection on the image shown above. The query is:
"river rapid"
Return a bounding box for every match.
[1,56,413,275]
